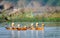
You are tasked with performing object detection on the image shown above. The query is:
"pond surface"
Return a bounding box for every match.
[0,22,60,38]
[0,27,60,38]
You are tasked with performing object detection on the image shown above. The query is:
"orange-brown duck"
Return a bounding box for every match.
[21,26,27,30]
[30,23,35,30]
[5,27,11,30]
[35,22,44,30]
[16,24,21,31]
[11,22,16,30]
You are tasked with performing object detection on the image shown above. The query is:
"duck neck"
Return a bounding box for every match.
[36,24,38,28]
[18,26,20,28]
[42,25,44,28]
[12,24,14,27]
[31,26,34,28]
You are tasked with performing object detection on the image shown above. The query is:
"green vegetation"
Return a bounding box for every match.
[0,10,60,22]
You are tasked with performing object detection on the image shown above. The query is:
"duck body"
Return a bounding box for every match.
[12,27,16,30]
[29,23,35,30]
[11,22,16,30]
[35,22,44,31]
[16,27,21,31]
[21,27,27,30]
[30,27,35,30]
[16,24,21,31]
[5,27,11,30]
[21,26,27,30]
[5,27,16,30]
[36,27,44,30]
[31,28,35,30]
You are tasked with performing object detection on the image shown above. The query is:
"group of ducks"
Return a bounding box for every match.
[5,22,44,31]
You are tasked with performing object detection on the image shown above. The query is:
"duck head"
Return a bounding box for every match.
[36,22,39,27]
[12,22,14,27]
[17,24,20,28]
[42,23,44,27]
[31,23,34,28]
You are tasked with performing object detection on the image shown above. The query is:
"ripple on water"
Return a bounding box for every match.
[0,27,60,38]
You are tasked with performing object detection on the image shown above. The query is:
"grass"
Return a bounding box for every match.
[0,16,60,22]
[0,11,60,22]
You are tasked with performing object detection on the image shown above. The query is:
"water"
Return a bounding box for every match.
[0,22,60,38]
[0,27,60,38]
